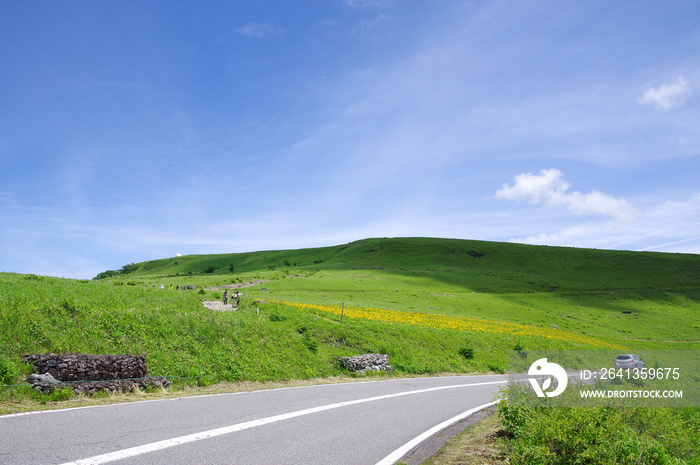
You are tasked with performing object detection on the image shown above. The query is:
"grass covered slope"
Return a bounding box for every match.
[117,237,700,292]
[0,272,591,389]
[2,237,698,394]
[110,238,700,346]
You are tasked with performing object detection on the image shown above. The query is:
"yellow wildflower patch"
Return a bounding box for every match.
[270,300,622,349]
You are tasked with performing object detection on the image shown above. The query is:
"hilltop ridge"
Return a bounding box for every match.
[97,237,700,293]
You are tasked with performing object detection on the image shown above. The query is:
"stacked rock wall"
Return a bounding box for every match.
[336,353,393,373]
[22,353,169,395]
[22,353,147,381]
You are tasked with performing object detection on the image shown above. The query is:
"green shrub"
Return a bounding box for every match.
[48,387,74,402]
[486,362,505,373]
[458,346,475,360]
[0,358,19,385]
[303,337,318,353]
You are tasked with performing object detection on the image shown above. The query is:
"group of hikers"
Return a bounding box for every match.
[223,289,242,306]
[155,284,193,290]
[153,284,243,306]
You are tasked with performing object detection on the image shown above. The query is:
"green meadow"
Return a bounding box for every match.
[100,237,700,348]
[1,237,699,404]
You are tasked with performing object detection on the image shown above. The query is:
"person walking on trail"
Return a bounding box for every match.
[223,290,228,305]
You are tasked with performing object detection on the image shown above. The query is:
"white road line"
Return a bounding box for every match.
[374,400,501,465]
[59,380,506,465]
[1,375,495,420]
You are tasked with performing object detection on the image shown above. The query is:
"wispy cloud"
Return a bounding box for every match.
[235,22,281,39]
[638,76,691,110]
[356,13,389,34]
[495,169,636,221]
[341,0,381,9]
[506,193,700,253]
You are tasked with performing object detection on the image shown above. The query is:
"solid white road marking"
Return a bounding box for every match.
[373,400,501,465]
[59,380,506,465]
[0,374,476,420]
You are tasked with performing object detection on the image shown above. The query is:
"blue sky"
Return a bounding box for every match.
[2,0,699,279]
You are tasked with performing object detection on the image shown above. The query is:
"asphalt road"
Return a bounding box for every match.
[0,375,506,465]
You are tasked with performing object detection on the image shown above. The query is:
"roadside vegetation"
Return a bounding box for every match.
[2,237,699,462]
[497,382,700,464]
[422,399,700,465]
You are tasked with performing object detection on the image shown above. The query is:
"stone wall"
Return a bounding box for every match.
[22,353,169,395]
[336,353,393,373]
[22,353,147,381]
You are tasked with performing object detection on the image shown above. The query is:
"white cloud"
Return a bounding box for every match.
[638,76,691,110]
[235,22,280,39]
[495,169,636,221]
[505,193,700,254]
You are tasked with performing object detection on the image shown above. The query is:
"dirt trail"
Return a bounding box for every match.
[206,279,271,290]
[202,279,271,311]
[202,301,238,311]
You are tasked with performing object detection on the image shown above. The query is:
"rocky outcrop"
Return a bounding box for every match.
[336,353,393,373]
[22,353,169,395]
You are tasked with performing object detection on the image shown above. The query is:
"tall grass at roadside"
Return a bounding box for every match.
[499,383,700,464]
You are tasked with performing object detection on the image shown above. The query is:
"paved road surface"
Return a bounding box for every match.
[1,375,506,465]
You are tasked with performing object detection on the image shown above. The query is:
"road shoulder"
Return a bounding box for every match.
[401,406,506,465]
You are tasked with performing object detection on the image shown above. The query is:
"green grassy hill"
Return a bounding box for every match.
[0,270,591,401]
[2,237,699,410]
[102,237,700,346]
[110,237,700,292]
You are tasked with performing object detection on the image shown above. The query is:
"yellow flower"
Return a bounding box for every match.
[270,300,622,349]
